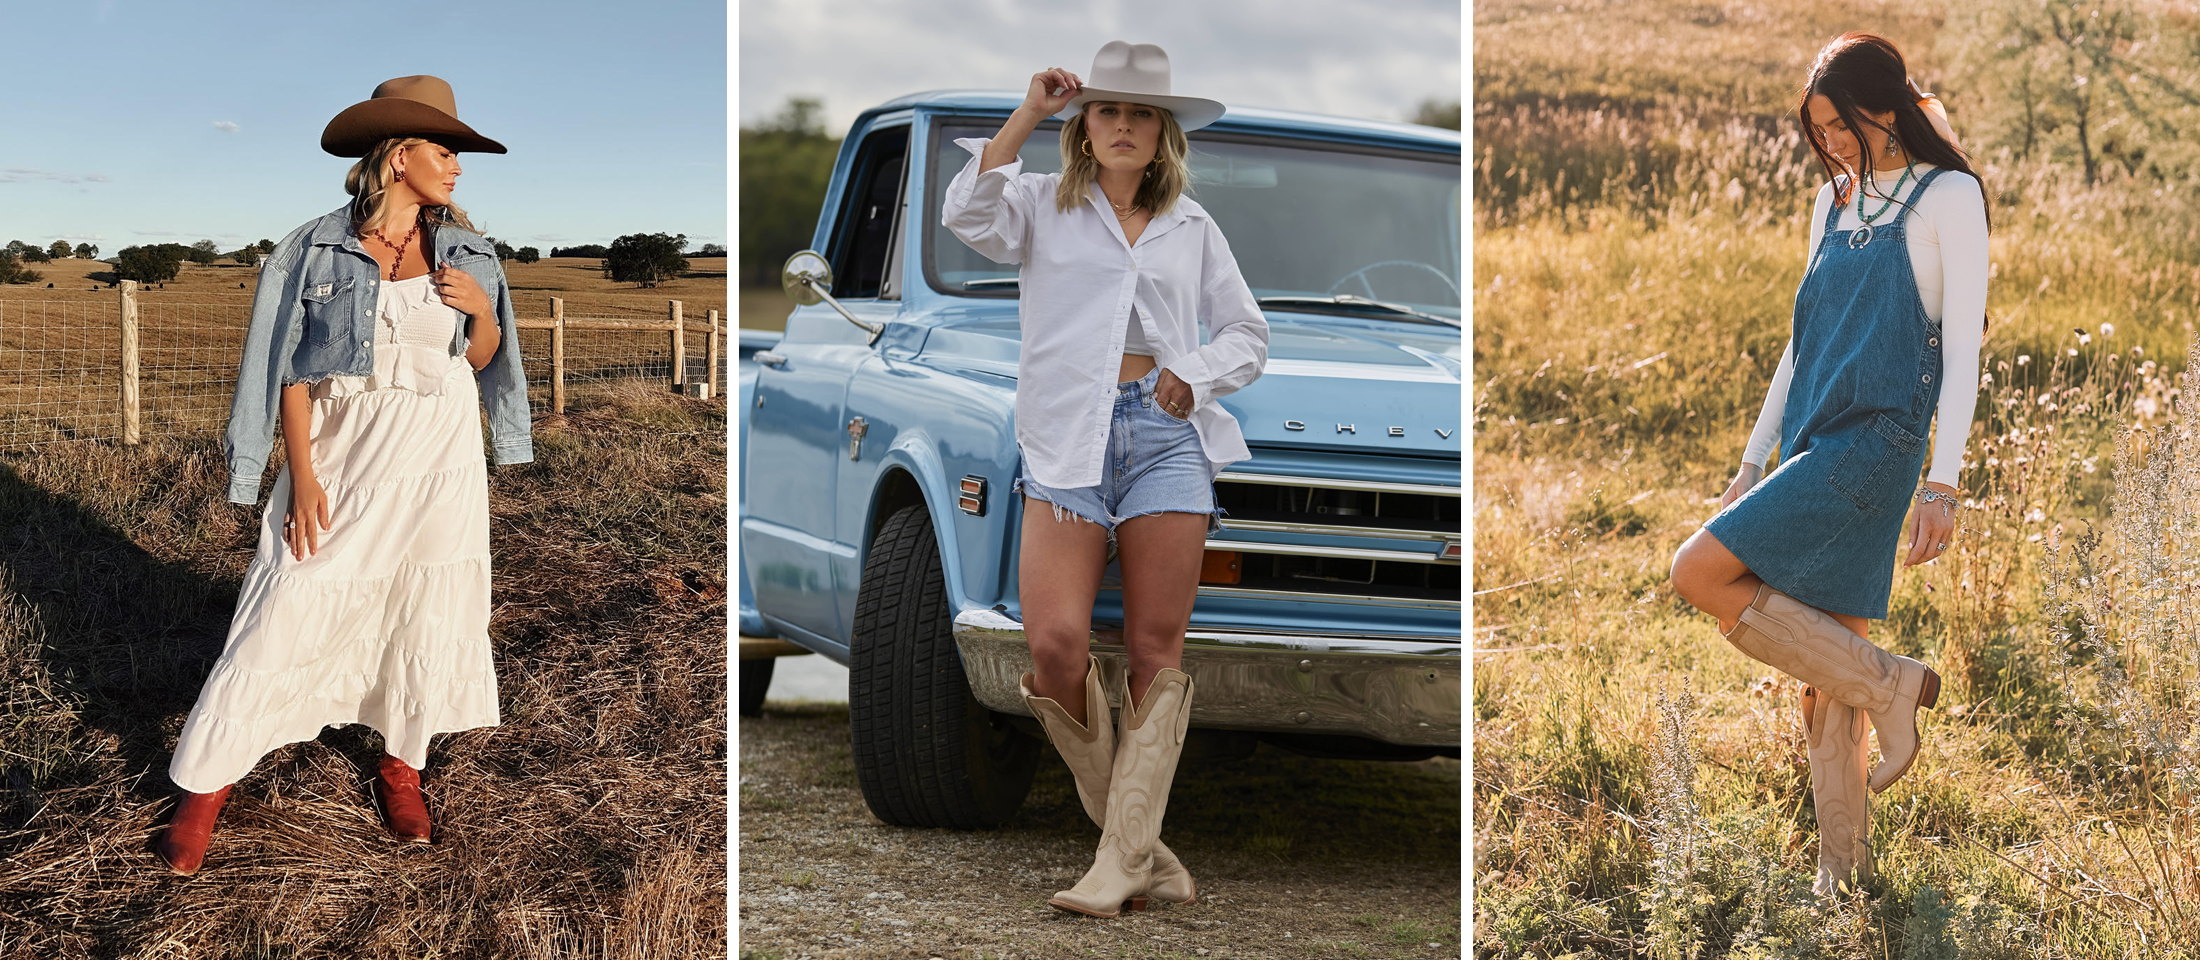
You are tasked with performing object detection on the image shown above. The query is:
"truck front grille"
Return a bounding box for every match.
[1205,473,1460,606]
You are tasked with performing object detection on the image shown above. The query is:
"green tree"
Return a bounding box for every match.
[47,240,72,260]
[256,238,274,253]
[233,245,261,267]
[74,242,97,260]
[603,232,688,287]
[696,243,727,257]
[1411,99,1462,130]
[1953,0,2200,184]
[515,246,541,264]
[740,96,841,287]
[20,246,50,263]
[0,252,41,285]
[3,241,26,258]
[491,238,516,261]
[114,245,183,283]
[187,239,220,265]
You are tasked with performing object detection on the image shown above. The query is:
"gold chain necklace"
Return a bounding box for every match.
[1109,198,1141,221]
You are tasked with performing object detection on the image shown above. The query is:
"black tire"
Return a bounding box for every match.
[738,656,775,717]
[850,502,1039,828]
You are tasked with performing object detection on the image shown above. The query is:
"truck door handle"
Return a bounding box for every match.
[754,351,787,367]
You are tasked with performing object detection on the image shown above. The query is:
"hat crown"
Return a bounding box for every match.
[1086,41,1174,97]
[370,75,460,117]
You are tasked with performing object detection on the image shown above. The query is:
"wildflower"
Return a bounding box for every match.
[2102,322,2117,338]
[2028,507,2047,523]
[2076,327,2092,345]
[2019,355,2032,365]
[2069,348,2080,357]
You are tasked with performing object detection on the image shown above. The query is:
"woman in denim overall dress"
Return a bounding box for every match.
[1669,34,1990,897]
[944,42,1269,917]
[153,77,531,876]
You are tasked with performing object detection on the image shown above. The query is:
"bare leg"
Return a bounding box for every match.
[1019,497,1111,725]
[1114,512,1208,705]
[1670,527,1870,639]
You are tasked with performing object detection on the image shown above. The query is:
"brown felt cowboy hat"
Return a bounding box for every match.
[321,75,507,157]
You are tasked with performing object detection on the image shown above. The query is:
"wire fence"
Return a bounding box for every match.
[0,285,723,452]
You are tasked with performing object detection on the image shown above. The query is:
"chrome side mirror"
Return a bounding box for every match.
[781,250,882,345]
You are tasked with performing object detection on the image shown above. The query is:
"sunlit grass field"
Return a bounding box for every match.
[1475,1,2200,956]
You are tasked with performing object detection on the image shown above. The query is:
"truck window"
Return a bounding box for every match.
[829,125,909,299]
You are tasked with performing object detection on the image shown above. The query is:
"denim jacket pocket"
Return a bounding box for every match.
[1826,413,1925,513]
[299,275,355,345]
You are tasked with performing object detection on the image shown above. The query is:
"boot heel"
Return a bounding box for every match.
[1125,897,1150,912]
[1920,669,1940,710]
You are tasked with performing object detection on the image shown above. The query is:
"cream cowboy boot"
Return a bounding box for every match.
[1020,659,1197,905]
[1724,584,1939,792]
[1802,685,1872,897]
[1049,668,1194,917]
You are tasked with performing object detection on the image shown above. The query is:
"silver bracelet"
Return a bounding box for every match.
[1918,488,1960,514]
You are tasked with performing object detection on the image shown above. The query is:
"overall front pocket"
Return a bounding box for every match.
[299,276,355,345]
[1825,413,1925,513]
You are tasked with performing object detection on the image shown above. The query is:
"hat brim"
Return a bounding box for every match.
[1058,89,1226,132]
[322,98,507,157]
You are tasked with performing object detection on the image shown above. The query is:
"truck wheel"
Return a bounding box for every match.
[850,502,1038,828]
[738,657,774,717]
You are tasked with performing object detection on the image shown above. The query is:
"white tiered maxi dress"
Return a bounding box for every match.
[170,272,498,793]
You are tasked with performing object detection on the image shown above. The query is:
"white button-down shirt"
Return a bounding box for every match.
[942,137,1270,490]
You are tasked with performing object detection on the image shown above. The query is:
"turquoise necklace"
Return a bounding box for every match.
[1847,162,1915,249]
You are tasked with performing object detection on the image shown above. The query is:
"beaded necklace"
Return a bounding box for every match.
[1846,163,1914,249]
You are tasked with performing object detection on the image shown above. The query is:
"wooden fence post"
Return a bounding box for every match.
[669,299,685,390]
[707,309,721,401]
[550,296,566,415]
[119,280,141,445]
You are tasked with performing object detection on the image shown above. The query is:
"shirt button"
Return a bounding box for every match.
[361,340,372,349]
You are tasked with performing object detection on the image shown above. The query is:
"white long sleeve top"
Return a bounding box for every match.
[1743,164,1987,487]
[941,137,1270,489]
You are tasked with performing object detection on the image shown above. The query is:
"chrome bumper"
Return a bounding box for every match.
[950,609,1460,747]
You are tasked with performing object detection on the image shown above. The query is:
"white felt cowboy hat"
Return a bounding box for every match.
[1059,41,1226,131]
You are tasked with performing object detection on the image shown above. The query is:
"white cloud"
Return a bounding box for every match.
[739,0,1459,133]
[213,121,240,133]
[0,168,111,185]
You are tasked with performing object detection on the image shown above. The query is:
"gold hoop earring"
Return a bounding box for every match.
[1081,139,1091,157]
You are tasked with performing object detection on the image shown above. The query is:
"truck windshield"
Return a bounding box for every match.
[927,123,1461,321]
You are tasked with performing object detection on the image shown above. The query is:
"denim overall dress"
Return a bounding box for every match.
[1704,168,1949,620]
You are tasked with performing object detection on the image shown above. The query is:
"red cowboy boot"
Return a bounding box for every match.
[154,785,232,876]
[375,755,433,843]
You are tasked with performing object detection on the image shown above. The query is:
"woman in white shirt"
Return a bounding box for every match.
[943,41,1268,918]
[1669,32,1989,897]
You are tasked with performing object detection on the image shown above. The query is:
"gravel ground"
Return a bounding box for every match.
[737,701,1461,960]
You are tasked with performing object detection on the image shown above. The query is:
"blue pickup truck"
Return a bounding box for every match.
[739,91,1460,829]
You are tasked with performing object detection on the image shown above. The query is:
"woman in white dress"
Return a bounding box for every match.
[154,76,531,875]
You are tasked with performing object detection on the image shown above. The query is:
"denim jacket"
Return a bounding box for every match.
[223,205,533,504]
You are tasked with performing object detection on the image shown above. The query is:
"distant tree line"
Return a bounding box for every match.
[741,97,840,287]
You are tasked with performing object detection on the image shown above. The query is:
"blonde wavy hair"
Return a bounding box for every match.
[1054,104,1191,215]
[345,137,480,239]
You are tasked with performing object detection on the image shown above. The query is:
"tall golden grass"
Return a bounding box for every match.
[1476,1,2200,955]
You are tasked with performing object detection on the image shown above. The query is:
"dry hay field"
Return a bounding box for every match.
[0,255,729,955]
[0,256,728,447]
[1477,1,2200,957]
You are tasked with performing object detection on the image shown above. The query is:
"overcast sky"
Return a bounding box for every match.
[4,1,725,256]
[737,0,1461,134]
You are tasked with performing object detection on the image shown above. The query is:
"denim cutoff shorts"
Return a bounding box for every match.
[1015,368,1222,537]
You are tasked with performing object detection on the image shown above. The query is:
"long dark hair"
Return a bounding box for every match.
[1797,32,1990,227]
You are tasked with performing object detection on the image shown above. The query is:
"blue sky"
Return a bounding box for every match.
[739,0,1460,134]
[4,1,726,256]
